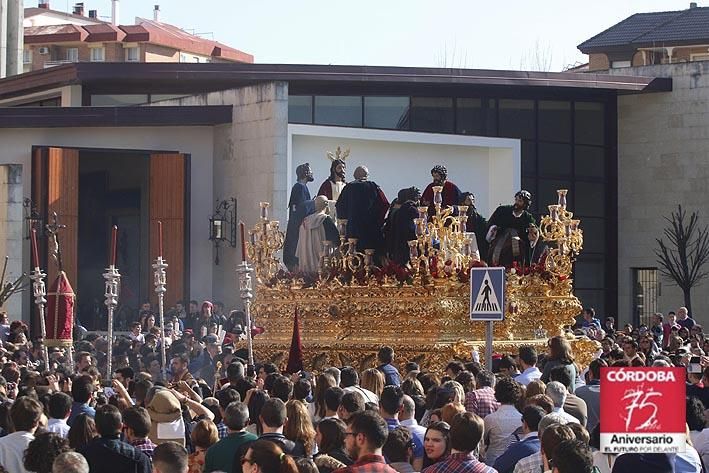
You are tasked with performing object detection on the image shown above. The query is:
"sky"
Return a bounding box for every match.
[58,0,697,71]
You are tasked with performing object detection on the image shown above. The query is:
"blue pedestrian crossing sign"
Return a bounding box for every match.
[470,267,506,321]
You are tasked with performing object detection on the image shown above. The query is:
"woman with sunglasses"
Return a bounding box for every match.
[422,421,451,468]
[241,440,298,473]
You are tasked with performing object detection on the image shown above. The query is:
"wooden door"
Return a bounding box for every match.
[149,153,188,309]
[32,147,79,286]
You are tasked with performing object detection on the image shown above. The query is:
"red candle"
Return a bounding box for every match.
[158,221,163,258]
[240,221,247,262]
[30,228,40,269]
[110,225,118,267]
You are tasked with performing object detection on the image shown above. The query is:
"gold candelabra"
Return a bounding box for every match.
[407,186,479,282]
[538,189,583,276]
[246,202,285,283]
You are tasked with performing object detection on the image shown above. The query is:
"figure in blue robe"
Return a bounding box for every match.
[283,163,315,271]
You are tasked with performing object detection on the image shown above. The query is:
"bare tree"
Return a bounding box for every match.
[434,38,471,69]
[519,39,554,72]
[655,205,709,315]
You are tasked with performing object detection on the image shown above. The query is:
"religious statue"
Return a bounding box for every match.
[336,165,390,258]
[317,147,349,201]
[388,187,421,265]
[283,163,315,271]
[486,190,537,267]
[295,195,340,274]
[421,165,462,214]
[459,192,489,262]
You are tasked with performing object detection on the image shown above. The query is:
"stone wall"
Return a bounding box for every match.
[0,164,23,318]
[612,63,709,325]
[151,82,289,308]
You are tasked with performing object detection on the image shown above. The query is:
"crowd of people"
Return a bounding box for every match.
[0,300,705,473]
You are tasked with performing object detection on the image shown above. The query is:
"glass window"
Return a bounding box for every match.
[580,217,605,254]
[498,99,535,139]
[538,100,571,142]
[575,102,605,145]
[521,141,536,177]
[456,98,483,135]
[575,145,605,178]
[314,96,362,127]
[150,94,190,103]
[485,99,498,136]
[575,181,605,217]
[538,142,572,177]
[23,49,31,64]
[537,179,573,213]
[90,47,105,62]
[364,97,409,129]
[575,256,605,289]
[66,48,79,62]
[288,96,313,124]
[90,94,149,106]
[125,46,139,62]
[410,97,454,133]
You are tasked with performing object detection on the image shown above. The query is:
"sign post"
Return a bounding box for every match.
[470,267,506,370]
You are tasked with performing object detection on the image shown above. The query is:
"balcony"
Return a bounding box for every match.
[43,60,76,68]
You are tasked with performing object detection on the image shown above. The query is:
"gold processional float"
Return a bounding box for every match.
[244,188,598,372]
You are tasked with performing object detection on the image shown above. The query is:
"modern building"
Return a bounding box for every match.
[0,62,669,330]
[579,2,709,72]
[19,2,252,78]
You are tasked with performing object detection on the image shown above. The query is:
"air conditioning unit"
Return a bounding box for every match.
[38,47,50,55]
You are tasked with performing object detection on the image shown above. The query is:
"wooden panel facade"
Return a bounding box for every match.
[46,148,79,287]
[149,153,186,309]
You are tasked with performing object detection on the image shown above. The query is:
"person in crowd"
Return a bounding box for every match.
[423,412,495,473]
[552,439,595,473]
[272,376,294,404]
[465,370,500,418]
[540,336,578,392]
[383,426,415,473]
[46,391,72,438]
[337,410,398,473]
[310,373,337,422]
[242,439,300,473]
[482,377,523,466]
[121,406,157,460]
[78,404,152,473]
[0,396,44,473]
[314,418,353,473]
[399,395,426,471]
[361,369,385,401]
[549,366,587,426]
[52,452,89,473]
[24,432,71,473]
[677,306,696,330]
[259,398,306,457]
[67,413,98,450]
[422,421,451,469]
[337,391,366,423]
[380,386,424,469]
[204,401,257,472]
[377,347,402,387]
[153,441,189,473]
[285,399,316,457]
[498,356,520,378]
[188,419,218,473]
[68,375,95,426]
[513,412,571,473]
[545,381,579,424]
[323,387,344,419]
[145,386,186,446]
[525,380,546,399]
[515,346,542,386]
[247,390,269,435]
[169,353,199,390]
[575,358,605,432]
[440,403,465,425]
[216,388,241,438]
[340,367,379,404]
[493,405,545,473]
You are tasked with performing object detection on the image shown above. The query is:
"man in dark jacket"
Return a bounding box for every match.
[78,404,151,473]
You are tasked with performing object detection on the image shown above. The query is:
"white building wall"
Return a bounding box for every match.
[0,126,215,321]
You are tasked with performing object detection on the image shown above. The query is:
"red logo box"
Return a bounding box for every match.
[600,367,686,453]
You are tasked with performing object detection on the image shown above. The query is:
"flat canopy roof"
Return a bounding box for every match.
[0,62,672,101]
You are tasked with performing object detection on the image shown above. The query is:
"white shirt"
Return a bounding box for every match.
[551,406,580,424]
[690,428,709,469]
[514,367,542,386]
[46,418,70,438]
[343,385,379,404]
[0,431,35,473]
[483,404,522,466]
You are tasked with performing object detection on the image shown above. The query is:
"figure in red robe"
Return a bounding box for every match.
[421,165,462,215]
[335,165,389,259]
[317,158,347,201]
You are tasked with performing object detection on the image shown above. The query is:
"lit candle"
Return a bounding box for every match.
[31,228,40,269]
[240,221,247,262]
[158,221,163,258]
[110,225,118,267]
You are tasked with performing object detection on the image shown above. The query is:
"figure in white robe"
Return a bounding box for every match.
[296,196,340,274]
